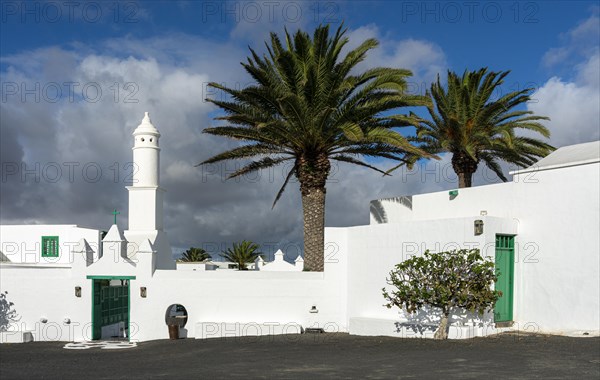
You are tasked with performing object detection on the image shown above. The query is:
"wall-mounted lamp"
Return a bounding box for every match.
[63,318,71,324]
[309,305,318,313]
[140,287,147,298]
[474,220,484,235]
[40,317,48,323]
[75,286,81,297]
[480,210,488,216]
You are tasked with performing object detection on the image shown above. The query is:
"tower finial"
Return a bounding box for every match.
[133,111,159,136]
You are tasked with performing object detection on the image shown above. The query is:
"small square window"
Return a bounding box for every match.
[41,236,59,257]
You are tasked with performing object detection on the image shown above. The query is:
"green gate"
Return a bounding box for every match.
[494,235,515,322]
[89,276,135,340]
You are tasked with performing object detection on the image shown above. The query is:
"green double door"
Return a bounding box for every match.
[494,235,515,322]
[91,277,131,340]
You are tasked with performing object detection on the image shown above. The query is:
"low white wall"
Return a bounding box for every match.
[130,272,336,341]
[0,228,349,342]
[0,264,91,342]
[0,225,101,265]
[130,229,348,341]
[512,164,599,333]
[337,217,514,328]
[362,162,600,335]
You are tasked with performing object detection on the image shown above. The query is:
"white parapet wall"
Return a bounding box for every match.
[129,253,348,342]
[356,153,600,337]
[175,262,207,271]
[327,217,516,338]
[0,264,86,342]
[0,227,349,342]
[0,225,102,265]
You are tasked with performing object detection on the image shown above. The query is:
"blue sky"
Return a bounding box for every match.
[1,1,595,84]
[1,1,599,258]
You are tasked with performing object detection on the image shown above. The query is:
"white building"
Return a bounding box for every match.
[0,113,597,343]
[346,141,599,338]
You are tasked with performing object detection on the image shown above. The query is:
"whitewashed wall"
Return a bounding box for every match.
[131,271,343,340]
[0,264,90,342]
[333,218,515,333]
[129,229,348,341]
[0,230,348,342]
[364,161,600,334]
[0,225,101,265]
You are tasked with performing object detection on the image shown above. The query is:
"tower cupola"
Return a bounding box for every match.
[132,112,161,187]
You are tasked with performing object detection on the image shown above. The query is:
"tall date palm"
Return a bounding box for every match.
[415,68,554,188]
[199,25,430,271]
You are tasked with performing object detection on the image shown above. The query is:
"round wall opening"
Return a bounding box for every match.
[165,304,188,327]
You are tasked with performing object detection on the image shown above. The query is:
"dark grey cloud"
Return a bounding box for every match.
[0,31,512,262]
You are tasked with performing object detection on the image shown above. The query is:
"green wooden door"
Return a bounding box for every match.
[91,278,130,340]
[494,235,515,322]
[92,280,103,340]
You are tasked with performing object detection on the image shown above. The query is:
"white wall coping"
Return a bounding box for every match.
[509,157,599,175]
[153,269,324,280]
[0,224,100,230]
[0,263,72,269]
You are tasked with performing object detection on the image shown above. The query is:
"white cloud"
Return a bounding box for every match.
[542,12,599,68]
[529,13,600,147]
[528,74,600,146]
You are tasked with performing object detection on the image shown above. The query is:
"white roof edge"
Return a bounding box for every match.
[510,157,600,175]
[0,263,72,269]
[0,224,101,230]
[0,224,78,227]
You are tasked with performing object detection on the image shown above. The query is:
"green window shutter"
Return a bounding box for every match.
[41,236,59,257]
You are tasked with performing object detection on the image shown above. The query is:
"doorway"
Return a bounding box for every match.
[88,275,135,340]
[494,235,515,322]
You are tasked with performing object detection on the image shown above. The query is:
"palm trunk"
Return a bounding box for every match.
[296,154,330,272]
[452,151,478,188]
[434,310,451,340]
[457,172,472,188]
[302,188,326,271]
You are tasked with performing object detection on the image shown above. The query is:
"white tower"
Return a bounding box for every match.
[128,112,163,231]
[124,112,175,270]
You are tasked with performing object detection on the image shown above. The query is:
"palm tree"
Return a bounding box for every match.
[179,247,211,262]
[199,25,431,271]
[414,68,554,188]
[220,241,263,270]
